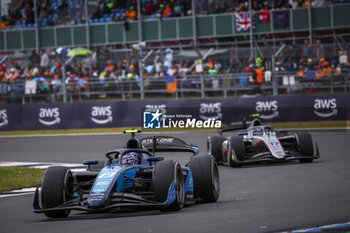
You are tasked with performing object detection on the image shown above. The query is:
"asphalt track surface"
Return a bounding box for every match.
[0,130,350,233]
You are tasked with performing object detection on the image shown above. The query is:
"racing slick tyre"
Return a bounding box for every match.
[227,136,246,167]
[188,155,220,203]
[41,166,73,218]
[296,132,314,163]
[153,160,185,211]
[207,135,226,164]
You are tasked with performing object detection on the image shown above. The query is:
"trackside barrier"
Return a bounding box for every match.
[0,94,348,131]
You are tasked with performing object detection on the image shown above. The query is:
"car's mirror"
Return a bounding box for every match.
[147,157,164,162]
[83,160,99,165]
[238,132,248,136]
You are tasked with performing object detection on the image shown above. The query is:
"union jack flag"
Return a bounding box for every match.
[234,13,256,32]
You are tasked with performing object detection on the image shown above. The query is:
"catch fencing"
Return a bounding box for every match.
[1,72,350,104]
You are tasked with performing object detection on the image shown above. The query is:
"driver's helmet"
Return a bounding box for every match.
[252,128,263,136]
[121,152,138,165]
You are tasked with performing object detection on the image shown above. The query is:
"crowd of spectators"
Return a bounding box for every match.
[0,0,332,30]
[0,39,349,100]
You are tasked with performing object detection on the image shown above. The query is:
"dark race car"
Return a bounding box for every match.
[207,115,320,167]
[33,130,219,218]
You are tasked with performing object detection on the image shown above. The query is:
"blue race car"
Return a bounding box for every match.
[32,130,220,218]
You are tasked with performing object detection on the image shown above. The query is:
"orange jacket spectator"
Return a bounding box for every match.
[162,5,172,18]
[205,59,213,69]
[333,66,340,76]
[0,21,6,30]
[317,62,332,79]
[0,71,8,82]
[254,67,263,83]
[105,60,115,72]
[8,68,19,80]
[297,70,304,76]
[125,7,137,20]
[129,64,135,71]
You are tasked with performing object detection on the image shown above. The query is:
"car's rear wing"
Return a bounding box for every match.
[219,120,251,134]
[219,114,262,135]
[140,136,199,156]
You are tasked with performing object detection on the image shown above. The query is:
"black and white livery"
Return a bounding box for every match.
[33,130,220,218]
[207,115,320,167]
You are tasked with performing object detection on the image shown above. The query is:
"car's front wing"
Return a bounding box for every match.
[32,187,166,214]
[229,143,320,165]
[32,188,200,214]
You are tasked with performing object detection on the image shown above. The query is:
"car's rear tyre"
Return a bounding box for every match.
[153,160,184,211]
[207,135,225,164]
[296,132,314,163]
[188,155,220,202]
[228,136,246,167]
[41,166,72,218]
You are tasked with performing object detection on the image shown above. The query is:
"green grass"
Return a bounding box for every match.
[0,167,45,192]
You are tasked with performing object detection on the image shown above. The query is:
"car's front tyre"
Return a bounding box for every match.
[296,132,314,163]
[207,135,226,164]
[227,136,246,167]
[41,166,72,218]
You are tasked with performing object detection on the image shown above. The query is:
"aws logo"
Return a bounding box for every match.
[38,108,60,125]
[91,106,113,124]
[314,99,337,118]
[199,103,222,120]
[0,109,8,127]
[255,101,278,119]
[145,104,166,115]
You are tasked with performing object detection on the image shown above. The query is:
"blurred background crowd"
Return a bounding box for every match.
[0,37,349,101]
[0,0,349,102]
[0,0,337,29]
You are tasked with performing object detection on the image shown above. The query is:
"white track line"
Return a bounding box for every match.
[0,187,37,198]
[0,131,186,138]
[282,221,350,233]
[0,161,86,169]
[0,192,35,198]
